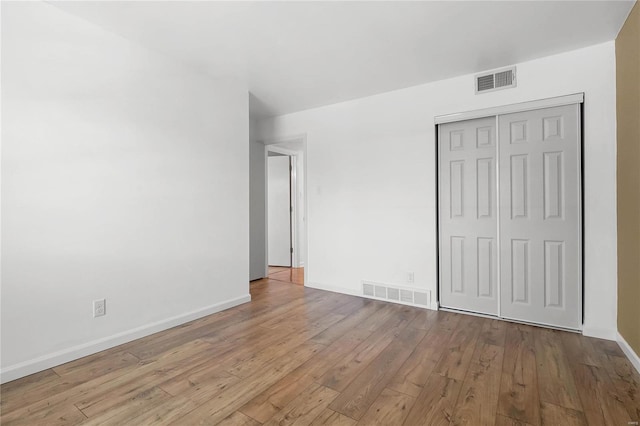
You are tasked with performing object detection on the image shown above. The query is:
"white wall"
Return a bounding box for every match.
[249,120,267,280]
[1,2,250,382]
[257,42,618,340]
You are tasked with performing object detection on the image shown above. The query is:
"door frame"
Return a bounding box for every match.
[263,135,308,284]
[434,93,584,125]
[434,93,584,331]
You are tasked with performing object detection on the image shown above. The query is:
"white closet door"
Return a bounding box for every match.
[439,117,498,315]
[498,104,581,329]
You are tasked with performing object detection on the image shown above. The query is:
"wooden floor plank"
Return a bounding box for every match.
[433,314,482,380]
[479,319,508,347]
[612,375,640,422]
[218,411,261,426]
[539,401,587,426]
[572,363,632,425]
[263,383,339,426]
[268,267,304,285]
[226,313,344,379]
[356,388,416,426]
[560,332,601,367]
[406,307,440,331]
[123,396,200,426]
[1,339,215,424]
[590,338,626,358]
[2,272,637,426]
[239,327,372,423]
[328,326,426,420]
[310,409,357,426]
[387,318,458,397]
[78,386,172,426]
[159,367,241,406]
[450,343,504,425]
[403,373,461,426]
[167,343,325,425]
[73,340,218,417]
[318,306,418,392]
[494,414,534,426]
[1,403,87,426]
[534,328,582,411]
[310,300,384,346]
[498,324,540,425]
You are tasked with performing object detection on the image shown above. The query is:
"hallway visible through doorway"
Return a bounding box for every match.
[268,266,304,285]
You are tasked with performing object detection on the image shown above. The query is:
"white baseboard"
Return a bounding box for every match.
[582,325,617,341]
[0,294,251,384]
[617,331,640,375]
[306,281,361,297]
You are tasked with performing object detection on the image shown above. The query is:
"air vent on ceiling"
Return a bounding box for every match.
[475,66,516,94]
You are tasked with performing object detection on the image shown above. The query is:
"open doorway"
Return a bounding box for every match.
[267,152,292,267]
[264,137,307,286]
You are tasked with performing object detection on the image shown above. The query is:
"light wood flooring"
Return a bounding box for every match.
[267,266,304,285]
[1,275,639,425]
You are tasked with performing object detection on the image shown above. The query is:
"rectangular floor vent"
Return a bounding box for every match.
[362,281,432,309]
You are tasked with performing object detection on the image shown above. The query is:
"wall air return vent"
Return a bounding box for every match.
[475,67,516,94]
[362,280,432,309]
[363,283,375,297]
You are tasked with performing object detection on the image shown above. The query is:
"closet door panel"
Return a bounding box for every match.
[498,104,581,329]
[439,117,498,315]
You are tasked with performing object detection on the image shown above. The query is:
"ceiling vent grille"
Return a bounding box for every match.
[476,67,516,94]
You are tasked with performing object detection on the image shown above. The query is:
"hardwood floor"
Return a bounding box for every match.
[1,275,638,425]
[267,266,304,285]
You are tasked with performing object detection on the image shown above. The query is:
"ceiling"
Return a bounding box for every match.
[52,1,635,119]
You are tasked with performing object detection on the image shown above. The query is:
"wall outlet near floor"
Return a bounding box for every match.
[407,272,415,284]
[93,299,106,318]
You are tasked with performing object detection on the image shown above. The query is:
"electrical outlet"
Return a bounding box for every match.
[93,299,106,318]
[407,272,415,284]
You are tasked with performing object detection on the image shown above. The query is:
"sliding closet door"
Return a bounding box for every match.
[439,117,498,315]
[498,104,581,329]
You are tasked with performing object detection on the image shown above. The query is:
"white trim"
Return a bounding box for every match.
[617,331,640,375]
[265,146,298,156]
[290,155,298,267]
[263,134,308,283]
[306,281,361,297]
[434,93,584,124]
[495,115,501,318]
[0,294,251,384]
[582,325,617,341]
[262,134,307,147]
[440,307,498,320]
[436,127,443,314]
[440,308,581,334]
[575,102,584,334]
